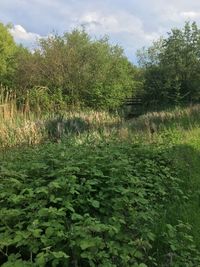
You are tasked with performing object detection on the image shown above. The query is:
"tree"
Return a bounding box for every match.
[137,22,200,107]
[0,23,136,111]
[0,23,17,87]
[26,29,136,110]
[14,45,40,90]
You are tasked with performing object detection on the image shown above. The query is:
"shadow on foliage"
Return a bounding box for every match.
[125,105,200,134]
[151,143,200,266]
[46,116,90,141]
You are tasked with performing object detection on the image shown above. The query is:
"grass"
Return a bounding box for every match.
[170,130,200,249]
[1,103,200,148]
[0,110,121,148]
[1,104,200,266]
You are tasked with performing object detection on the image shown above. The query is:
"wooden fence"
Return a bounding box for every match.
[124,96,144,117]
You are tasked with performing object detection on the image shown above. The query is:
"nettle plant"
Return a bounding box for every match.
[0,140,199,266]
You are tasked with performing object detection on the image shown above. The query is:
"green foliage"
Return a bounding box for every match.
[0,23,18,87]
[13,30,135,110]
[161,222,200,266]
[0,22,136,112]
[14,46,40,92]
[1,18,200,267]
[0,139,199,266]
[137,21,200,108]
[27,87,66,114]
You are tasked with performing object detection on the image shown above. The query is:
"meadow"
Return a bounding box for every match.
[1,20,200,266]
[1,104,200,266]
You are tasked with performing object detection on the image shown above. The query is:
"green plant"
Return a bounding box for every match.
[0,139,198,266]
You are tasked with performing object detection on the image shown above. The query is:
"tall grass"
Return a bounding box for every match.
[2,103,200,148]
[0,85,17,120]
[126,104,200,132]
[0,109,122,148]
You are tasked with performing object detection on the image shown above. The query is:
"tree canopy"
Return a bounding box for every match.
[2,21,200,112]
[137,21,200,107]
[0,23,18,87]
[13,28,136,110]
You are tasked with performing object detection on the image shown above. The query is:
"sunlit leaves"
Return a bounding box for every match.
[0,140,199,266]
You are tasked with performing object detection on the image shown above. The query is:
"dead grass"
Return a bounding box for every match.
[1,104,200,148]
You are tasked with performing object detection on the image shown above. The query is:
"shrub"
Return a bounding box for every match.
[0,140,199,266]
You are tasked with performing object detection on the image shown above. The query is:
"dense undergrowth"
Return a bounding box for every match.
[1,139,199,267]
[1,106,200,266]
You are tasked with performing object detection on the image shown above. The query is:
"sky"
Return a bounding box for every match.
[1,0,200,63]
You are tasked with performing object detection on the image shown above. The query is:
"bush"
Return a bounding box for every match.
[0,140,199,266]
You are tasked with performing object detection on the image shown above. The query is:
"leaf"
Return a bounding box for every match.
[35,252,47,265]
[51,251,69,259]
[80,240,95,250]
[32,228,42,238]
[91,200,100,208]
[45,227,54,237]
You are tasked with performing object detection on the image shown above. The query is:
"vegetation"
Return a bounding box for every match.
[137,21,200,107]
[0,23,136,111]
[0,138,185,266]
[1,20,200,266]
[0,106,200,266]
[0,23,18,88]
[1,21,200,112]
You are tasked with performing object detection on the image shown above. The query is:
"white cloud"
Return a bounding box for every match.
[180,11,200,19]
[7,11,160,61]
[78,11,140,34]
[74,11,159,50]
[85,11,160,61]
[2,0,200,62]
[9,24,41,47]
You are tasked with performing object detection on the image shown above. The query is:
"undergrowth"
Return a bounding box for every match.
[0,139,200,266]
[1,106,200,266]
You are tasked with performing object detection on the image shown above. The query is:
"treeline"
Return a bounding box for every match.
[137,21,200,107]
[1,21,200,112]
[0,23,137,111]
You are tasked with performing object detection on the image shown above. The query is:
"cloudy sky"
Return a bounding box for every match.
[1,0,200,62]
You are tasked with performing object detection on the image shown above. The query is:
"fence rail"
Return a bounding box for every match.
[125,97,142,106]
[123,96,143,117]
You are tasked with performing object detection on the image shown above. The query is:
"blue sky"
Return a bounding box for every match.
[1,0,200,62]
